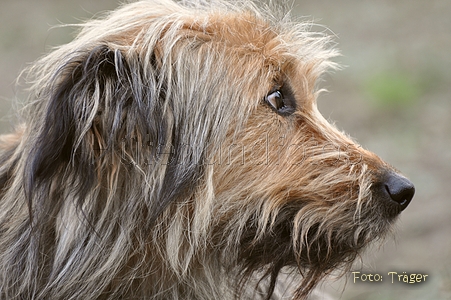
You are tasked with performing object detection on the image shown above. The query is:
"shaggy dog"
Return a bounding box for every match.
[0,1,414,299]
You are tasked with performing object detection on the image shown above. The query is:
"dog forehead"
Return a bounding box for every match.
[206,12,275,46]
[182,11,290,62]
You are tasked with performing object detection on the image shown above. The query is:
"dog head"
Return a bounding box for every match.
[16,1,414,298]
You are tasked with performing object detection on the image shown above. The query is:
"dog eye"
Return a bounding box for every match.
[265,89,295,115]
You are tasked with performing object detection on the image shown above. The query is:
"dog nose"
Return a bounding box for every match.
[384,172,415,211]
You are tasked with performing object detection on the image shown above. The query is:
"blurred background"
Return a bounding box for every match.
[0,0,449,299]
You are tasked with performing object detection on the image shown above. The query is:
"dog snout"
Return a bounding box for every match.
[371,171,415,217]
[383,172,415,211]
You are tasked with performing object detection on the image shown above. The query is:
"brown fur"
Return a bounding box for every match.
[0,1,414,299]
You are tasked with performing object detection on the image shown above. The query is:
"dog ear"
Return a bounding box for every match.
[24,44,205,224]
[24,46,134,214]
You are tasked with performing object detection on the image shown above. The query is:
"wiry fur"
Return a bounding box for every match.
[0,1,412,299]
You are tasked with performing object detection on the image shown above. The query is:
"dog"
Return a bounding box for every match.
[0,0,414,299]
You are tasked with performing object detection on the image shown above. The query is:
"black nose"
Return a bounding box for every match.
[384,172,415,211]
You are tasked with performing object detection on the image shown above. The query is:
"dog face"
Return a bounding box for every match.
[205,18,415,295]
[0,1,414,299]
